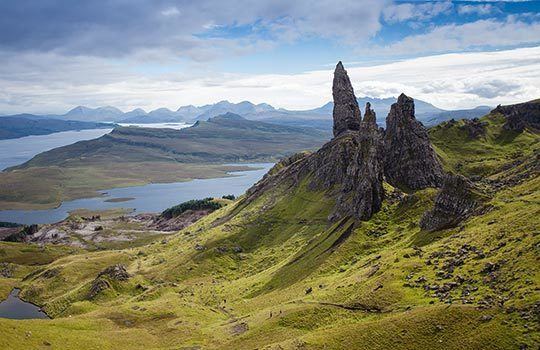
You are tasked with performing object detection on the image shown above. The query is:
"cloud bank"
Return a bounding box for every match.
[1,46,539,114]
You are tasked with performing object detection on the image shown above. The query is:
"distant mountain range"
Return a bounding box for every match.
[0,98,493,128]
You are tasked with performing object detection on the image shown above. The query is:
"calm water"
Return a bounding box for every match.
[0,163,273,225]
[0,289,49,320]
[0,128,113,170]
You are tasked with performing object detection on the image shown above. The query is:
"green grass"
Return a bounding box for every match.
[429,112,539,176]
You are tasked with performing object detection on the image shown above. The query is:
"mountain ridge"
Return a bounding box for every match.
[1,99,492,127]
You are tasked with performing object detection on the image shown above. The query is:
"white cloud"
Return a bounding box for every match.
[458,4,500,16]
[374,16,540,55]
[161,7,180,17]
[383,1,453,23]
[1,47,539,114]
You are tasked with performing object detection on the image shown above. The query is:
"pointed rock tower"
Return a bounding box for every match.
[384,93,444,190]
[244,62,384,222]
[362,102,378,129]
[332,61,361,137]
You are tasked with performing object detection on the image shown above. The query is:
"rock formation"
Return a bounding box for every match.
[460,118,487,139]
[420,174,482,231]
[332,62,361,137]
[362,102,377,128]
[244,64,384,221]
[493,101,540,132]
[98,264,130,281]
[384,93,444,190]
[88,264,130,299]
[244,63,450,222]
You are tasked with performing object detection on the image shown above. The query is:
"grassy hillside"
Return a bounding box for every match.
[0,107,537,349]
[0,114,329,210]
[429,111,539,177]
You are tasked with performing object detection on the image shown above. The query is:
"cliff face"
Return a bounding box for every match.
[384,93,444,190]
[493,101,540,132]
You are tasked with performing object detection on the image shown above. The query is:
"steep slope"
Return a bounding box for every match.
[0,65,538,350]
[429,100,540,178]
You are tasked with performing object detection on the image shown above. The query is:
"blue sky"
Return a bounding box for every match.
[0,0,539,114]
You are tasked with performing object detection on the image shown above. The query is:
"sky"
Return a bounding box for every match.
[1,0,540,114]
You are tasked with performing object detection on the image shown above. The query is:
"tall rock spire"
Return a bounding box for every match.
[332,61,361,137]
[384,93,444,190]
[362,102,377,128]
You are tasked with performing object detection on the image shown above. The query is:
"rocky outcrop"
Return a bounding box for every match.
[245,66,384,221]
[2,224,39,242]
[420,174,481,231]
[88,264,130,299]
[460,118,487,138]
[384,93,444,190]
[246,134,379,221]
[88,278,111,299]
[98,264,130,281]
[244,64,451,222]
[332,62,361,137]
[493,101,540,132]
